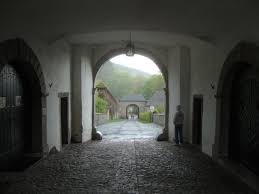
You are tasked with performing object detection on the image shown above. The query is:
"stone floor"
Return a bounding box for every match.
[0,121,257,193]
[0,140,256,193]
[97,120,163,139]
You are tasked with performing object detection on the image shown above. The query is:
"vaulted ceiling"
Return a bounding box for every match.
[1,0,259,44]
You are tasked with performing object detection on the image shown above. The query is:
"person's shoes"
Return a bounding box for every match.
[173,143,179,146]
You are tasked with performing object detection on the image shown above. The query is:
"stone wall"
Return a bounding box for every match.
[97,87,118,119]
[153,113,165,126]
[95,113,109,126]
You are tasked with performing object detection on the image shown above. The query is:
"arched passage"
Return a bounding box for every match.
[126,104,139,120]
[92,47,168,140]
[0,38,47,170]
[215,42,259,174]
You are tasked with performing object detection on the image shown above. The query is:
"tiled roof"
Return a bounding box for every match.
[120,94,146,102]
[147,90,165,105]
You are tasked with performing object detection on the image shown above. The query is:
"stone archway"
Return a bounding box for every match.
[126,104,140,120]
[92,47,168,141]
[214,42,259,171]
[0,38,47,166]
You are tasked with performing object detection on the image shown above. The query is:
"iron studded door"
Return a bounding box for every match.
[232,69,259,174]
[0,64,24,169]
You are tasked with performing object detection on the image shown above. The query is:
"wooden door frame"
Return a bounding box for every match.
[0,38,47,157]
[192,95,203,147]
[58,92,70,147]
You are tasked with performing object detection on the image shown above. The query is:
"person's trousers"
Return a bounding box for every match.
[175,125,183,144]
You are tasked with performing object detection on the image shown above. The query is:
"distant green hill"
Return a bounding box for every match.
[95,61,165,99]
[97,61,151,79]
[96,61,150,99]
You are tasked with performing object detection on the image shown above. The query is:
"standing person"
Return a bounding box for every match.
[173,105,184,145]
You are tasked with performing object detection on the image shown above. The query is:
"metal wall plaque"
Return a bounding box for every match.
[0,97,6,109]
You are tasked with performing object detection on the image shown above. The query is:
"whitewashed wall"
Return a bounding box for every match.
[71,45,93,143]
[189,43,232,156]
[31,39,71,151]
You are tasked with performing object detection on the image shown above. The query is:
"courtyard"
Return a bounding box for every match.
[97,120,163,139]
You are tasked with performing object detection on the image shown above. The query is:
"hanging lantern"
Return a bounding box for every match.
[125,32,135,57]
[126,43,135,57]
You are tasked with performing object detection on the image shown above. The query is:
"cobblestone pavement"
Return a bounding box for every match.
[0,138,257,194]
[97,120,163,139]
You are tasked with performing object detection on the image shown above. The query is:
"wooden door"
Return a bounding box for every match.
[0,64,25,170]
[61,97,68,145]
[192,96,203,146]
[231,67,259,174]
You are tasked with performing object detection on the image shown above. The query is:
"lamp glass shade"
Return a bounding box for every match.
[126,43,135,57]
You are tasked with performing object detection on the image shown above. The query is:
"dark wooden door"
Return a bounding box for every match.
[61,97,68,145]
[0,64,24,170]
[231,68,259,174]
[192,96,203,146]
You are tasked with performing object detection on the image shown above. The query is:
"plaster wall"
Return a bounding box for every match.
[32,39,71,152]
[190,43,229,156]
[168,47,181,142]
[92,43,168,71]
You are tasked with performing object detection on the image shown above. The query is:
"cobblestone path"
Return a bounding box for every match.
[0,139,256,193]
[97,120,163,139]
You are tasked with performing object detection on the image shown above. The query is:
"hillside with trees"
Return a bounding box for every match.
[95,61,165,100]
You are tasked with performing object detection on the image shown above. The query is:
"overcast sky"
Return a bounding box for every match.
[110,54,160,75]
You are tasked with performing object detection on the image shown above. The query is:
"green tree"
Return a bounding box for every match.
[95,62,165,100]
[142,74,165,99]
[155,105,165,113]
[139,111,152,123]
[95,81,107,89]
[95,96,108,113]
[96,63,150,99]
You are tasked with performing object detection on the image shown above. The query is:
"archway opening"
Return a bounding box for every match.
[0,39,46,171]
[218,62,259,174]
[215,43,259,177]
[126,104,139,120]
[93,52,167,140]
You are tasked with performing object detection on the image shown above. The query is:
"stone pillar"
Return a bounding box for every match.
[71,45,94,143]
[164,87,169,135]
[71,46,83,143]
[213,94,222,160]
[168,47,181,142]
[180,46,191,142]
[41,94,49,156]
[167,46,191,143]
[91,87,102,140]
[157,87,169,141]
[92,87,97,134]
